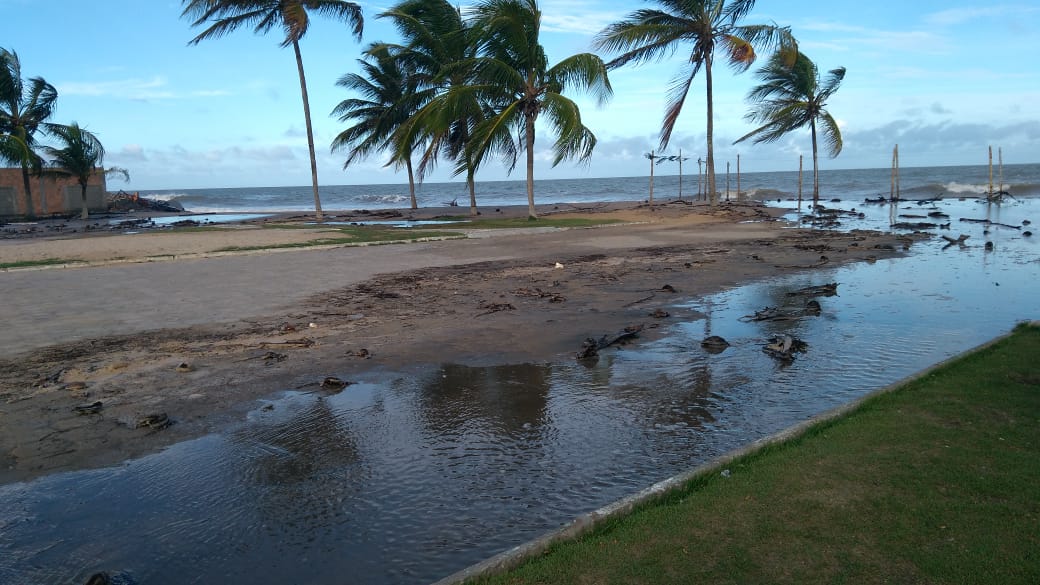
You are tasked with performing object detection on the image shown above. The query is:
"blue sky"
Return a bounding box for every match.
[4,0,1038,190]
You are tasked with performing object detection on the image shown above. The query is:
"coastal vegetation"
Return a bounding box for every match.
[475,322,1040,584]
[331,43,427,210]
[181,0,365,220]
[41,122,128,219]
[736,50,845,208]
[0,48,58,219]
[336,0,612,220]
[594,0,797,206]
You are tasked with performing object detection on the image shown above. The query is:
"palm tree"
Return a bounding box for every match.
[0,48,58,218]
[594,0,795,206]
[181,0,364,220]
[331,43,430,209]
[735,51,844,208]
[42,123,129,219]
[379,0,489,215]
[467,0,612,219]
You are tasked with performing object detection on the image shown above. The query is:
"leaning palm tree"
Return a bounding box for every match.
[0,47,58,218]
[735,51,844,208]
[594,0,795,206]
[466,0,612,219]
[42,123,129,219]
[331,43,431,209]
[181,0,363,220]
[379,0,489,215]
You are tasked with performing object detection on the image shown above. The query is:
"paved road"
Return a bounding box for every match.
[0,222,774,357]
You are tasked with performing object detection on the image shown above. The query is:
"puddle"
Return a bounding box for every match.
[2,198,1037,585]
[110,213,273,228]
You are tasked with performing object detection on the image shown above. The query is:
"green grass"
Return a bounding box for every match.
[0,257,86,270]
[476,323,1040,585]
[212,227,463,252]
[464,217,623,229]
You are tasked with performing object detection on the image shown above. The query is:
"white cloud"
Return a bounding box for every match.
[923,5,1039,27]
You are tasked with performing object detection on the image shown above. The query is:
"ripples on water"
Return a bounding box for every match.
[1,197,1037,584]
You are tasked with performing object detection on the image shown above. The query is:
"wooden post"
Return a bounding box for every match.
[891,144,900,201]
[694,157,703,199]
[726,161,731,201]
[998,147,1004,195]
[737,154,741,200]
[988,146,993,195]
[798,155,804,210]
[648,150,655,206]
[678,148,683,201]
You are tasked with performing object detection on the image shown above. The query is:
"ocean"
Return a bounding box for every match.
[140,162,1040,214]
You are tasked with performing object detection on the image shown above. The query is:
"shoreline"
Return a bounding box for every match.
[0,199,921,484]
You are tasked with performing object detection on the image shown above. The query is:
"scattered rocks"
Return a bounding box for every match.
[700,336,730,353]
[320,376,351,391]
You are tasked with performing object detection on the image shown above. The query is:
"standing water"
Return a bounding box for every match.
[1,195,1037,584]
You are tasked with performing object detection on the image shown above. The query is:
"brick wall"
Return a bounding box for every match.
[0,167,108,217]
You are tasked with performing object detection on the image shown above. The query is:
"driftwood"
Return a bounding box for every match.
[891,221,937,230]
[941,234,970,250]
[763,335,808,362]
[960,218,1021,230]
[787,283,838,297]
[739,300,821,323]
[576,324,645,359]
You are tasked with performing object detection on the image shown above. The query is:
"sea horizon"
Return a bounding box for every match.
[139,161,1040,214]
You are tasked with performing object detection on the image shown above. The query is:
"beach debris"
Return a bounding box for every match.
[985,241,994,251]
[73,401,103,415]
[308,322,318,328]
[649,308,670,318]
[62,381,88,392]
[941,234,970,250]
[661,284,677,292]
[576,324,645,359]
[320,376,351,391]
[346,348,371,359]
[891,221,938,230]
[554,262,564,269]
[262,351,288,364]
[175,362,194,373]
[476,301,515,316]
[260,337,316,348]
[700,336,730,353]
[512,287,566,303]
[1024,231,1033,237]
[763,335,808,362]
[278,322,297,333]
[960,218,1021,230]
[136,413,171,430]
[740,298,823,323]
[787,283,838,297]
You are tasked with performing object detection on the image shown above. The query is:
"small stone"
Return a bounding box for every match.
[175,362,194,372]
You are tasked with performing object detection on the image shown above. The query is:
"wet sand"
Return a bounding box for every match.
[0,200,921,483]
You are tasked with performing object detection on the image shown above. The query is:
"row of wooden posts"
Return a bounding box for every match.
[650,145,1010,207]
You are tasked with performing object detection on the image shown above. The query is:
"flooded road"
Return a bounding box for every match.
[2,197,1037,585]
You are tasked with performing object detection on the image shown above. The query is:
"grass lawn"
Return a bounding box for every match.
[0,257,85,270]
[474,323,1040,585]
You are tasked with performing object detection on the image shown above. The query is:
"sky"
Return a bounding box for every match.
[3,0,1038,190]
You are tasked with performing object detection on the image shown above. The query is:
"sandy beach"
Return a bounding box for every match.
[0,200,920,484]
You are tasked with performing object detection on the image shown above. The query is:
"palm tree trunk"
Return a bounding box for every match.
[810,118,820,209]
[526,114,536,219]
[19,166,35,219]
[467,164,477,216]
[292,39,323,221]
[80,182,89,220]
[704,54,717,206]
[406,157,417,210]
